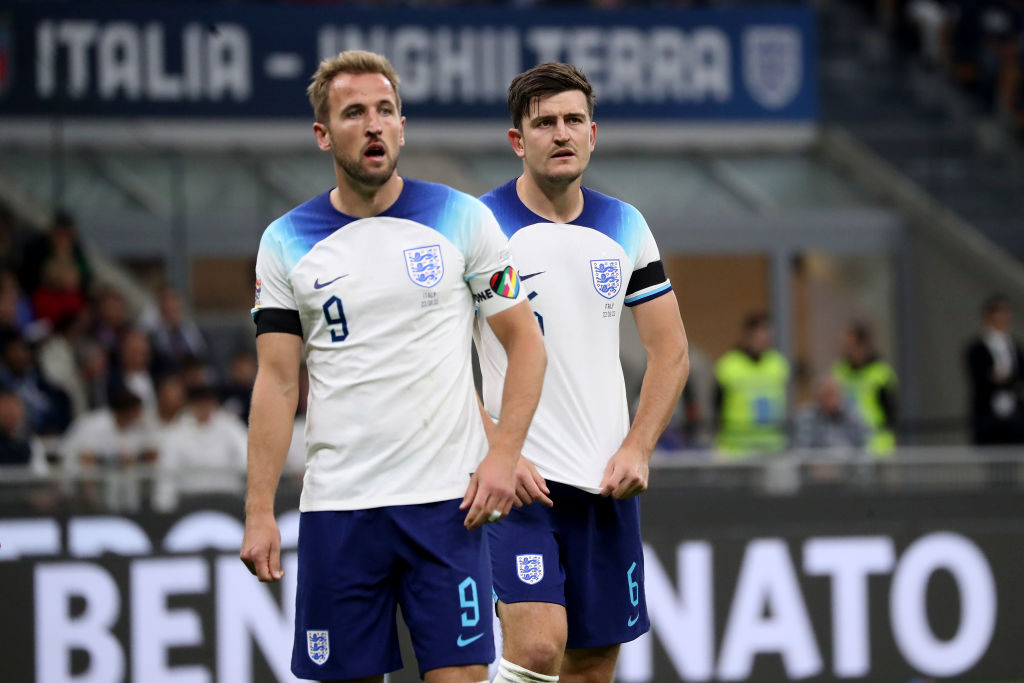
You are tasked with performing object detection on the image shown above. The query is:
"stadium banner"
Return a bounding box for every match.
[0,490,1021,682]
[0,3,816,122]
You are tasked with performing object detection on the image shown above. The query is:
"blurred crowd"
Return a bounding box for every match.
[0,204,306,512]
[4,205,1023,509]
[29,0,798,9]
[859,0,1024,132]
[658,312,901,460]
[662,292,1024,459]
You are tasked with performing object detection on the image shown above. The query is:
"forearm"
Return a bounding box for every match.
[245,375,298,515]
[623,342,689,458]
[491,334,546,458]
[476,393,497,444]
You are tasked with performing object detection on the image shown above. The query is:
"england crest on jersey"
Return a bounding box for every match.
[516,554,544,585]
[307,630,329,665]
[743,26,802,111]
[404,245,444,288]
[591,259,621,300]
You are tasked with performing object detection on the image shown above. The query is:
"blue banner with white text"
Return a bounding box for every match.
[0,3,816,121]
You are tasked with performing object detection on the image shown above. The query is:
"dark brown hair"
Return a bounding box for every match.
[507,62,595,130]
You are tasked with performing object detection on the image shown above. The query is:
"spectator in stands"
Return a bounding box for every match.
[91,286,131,355]
[31,254,88,328]
[60,387,156,469]
[713,312,790,458]
[0,388,48,473]
[219,348,256,422]
[76,341,111,411]
[794,376,870,451]
[152,372,187,437]
[141,285,208,375]
[965,294,1024,444]
[834,321,898,456]
[108,328,157,414]
[0,204,19,272]
[18,209,92,303]
[38,311,92,418]
[179,354,217,391]
[0,270,33,335]
[60,387,157,509]
[658,382,704,451]
[153,383,247,511]
[0,333,71,437]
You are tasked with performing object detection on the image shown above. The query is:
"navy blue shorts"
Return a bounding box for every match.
[487,481,650,649]
[292,500,495,680]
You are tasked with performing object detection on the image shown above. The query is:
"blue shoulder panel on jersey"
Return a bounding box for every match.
[383,178,486,253]
[266,190,358,273]
[480,179,537,240]
[480,179,647,262]
[267,180,486,272]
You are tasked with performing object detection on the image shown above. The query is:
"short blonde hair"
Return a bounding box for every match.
[307,50,402,124]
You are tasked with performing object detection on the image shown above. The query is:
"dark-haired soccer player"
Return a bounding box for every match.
[240,50,546,683]
[474,63,689,683]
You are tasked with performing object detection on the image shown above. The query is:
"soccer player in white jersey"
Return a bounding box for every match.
[474,63,689,683]
[239,51,546,683]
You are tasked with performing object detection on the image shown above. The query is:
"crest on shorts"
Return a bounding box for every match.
[591,259,621,300]
[743,26,802,110]
[516,554,544,585]
[404,245,444,288]
[307,630,329,665]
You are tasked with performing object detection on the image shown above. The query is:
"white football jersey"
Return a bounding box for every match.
[252,178,524,512]
[475,180,672,492]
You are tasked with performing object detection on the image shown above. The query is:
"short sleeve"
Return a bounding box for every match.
[462,204,525,318]
[624,209,672,307]
[251,224,300,322]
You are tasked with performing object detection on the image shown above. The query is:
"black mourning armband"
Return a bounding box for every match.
[254,308,303,337]
[625,260,667,296]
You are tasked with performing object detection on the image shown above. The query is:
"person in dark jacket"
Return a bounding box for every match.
[965,295,1024,444]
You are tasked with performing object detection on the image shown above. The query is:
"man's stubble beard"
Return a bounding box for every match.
[336,150,400,188]
[527,146,586,189]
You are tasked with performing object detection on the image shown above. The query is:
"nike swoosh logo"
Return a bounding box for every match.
[456,633,484,647]
[314,275,348,289]
[627,614,639,627]
[520,271,545,281]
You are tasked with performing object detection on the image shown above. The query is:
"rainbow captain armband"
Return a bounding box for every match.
[489,266,521,299]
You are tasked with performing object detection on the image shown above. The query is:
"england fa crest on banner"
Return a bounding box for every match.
[743,26,802,110]
[404,245,444,288]
[307,630,329,665]
[591,259,621,300]
[516,554,544,585]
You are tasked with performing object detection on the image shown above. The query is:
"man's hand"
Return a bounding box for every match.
[599,445,650,499]
[513,456,553,508]
[460,450,517,530]
[240,511,284,582]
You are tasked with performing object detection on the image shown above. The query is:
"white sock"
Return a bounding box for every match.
[492,658,559,683]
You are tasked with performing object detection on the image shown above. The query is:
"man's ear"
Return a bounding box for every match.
[313,122,332,152]
[508,127,525,159]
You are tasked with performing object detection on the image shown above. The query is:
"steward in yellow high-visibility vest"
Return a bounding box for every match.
[833,322,898,457]
[714,313,790,458]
